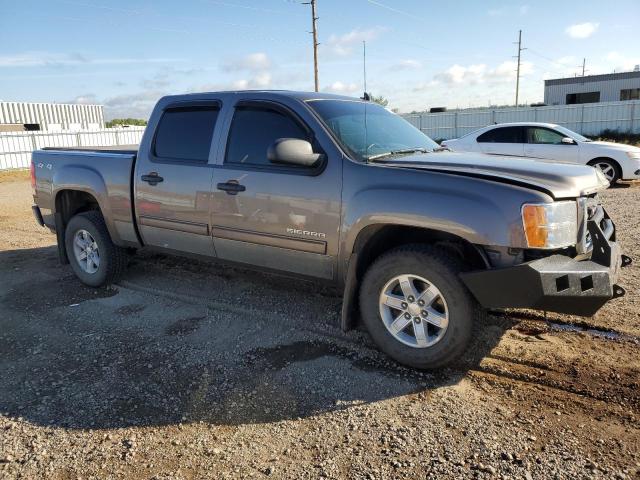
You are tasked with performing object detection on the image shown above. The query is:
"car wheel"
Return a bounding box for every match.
[359,245,479,369]
[589,158,620,185]
[64,211,129,287]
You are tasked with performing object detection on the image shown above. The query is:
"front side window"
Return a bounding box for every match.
[154,106,219,162]
[527,127,565,144]
[307,100,439,161]
[477,126,524,143]
[225,105,310,167]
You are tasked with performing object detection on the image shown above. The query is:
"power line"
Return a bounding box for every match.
[364,0,425,21]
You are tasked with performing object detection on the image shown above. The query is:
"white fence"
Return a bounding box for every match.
[0,127,145,170]
[403,100,640,141]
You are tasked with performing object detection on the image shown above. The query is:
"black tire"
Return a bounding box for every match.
[64,211,129,287]
[359,245,479,369]
[588,158,621,185]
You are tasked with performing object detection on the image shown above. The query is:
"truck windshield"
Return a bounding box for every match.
[307,99,440,161]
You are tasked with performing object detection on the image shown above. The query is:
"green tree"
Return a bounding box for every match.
[106,118,148,128]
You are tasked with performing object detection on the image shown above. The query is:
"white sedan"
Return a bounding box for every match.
[441,122,640,184]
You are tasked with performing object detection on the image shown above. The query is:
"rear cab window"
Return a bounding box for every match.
[153,105,220,163]
[477,126,524,143]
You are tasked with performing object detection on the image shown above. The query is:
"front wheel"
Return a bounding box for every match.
[589,158,620,185]
[64,211,128,287]
[359,245,479,369]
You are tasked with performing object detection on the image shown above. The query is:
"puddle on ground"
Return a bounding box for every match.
[547,321,639,343]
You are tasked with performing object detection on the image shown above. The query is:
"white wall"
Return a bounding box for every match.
[0,127,145,170]
[403,100,640,140]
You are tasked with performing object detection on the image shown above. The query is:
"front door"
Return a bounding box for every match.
[210,100,341,280]
[134,102,220,257]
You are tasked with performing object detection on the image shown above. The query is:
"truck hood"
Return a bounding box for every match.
[375,151,609,198]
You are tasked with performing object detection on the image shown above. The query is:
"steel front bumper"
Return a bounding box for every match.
[461,212,631,317]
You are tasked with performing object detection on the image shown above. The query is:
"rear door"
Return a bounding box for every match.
[134,101,220,256]
[524,126,579,163]
[476,126,525,157]
[210,99,341,280]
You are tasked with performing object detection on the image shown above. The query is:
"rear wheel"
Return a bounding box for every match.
[359,245,479,369]
[64,211,128,287]
[589,158,620,185]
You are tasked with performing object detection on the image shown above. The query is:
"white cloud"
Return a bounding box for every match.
[0,52,179,68]
[324,81,360,94]
[434,64,486,85]
[433,61,533,86]
[326,27,386,56]
[230,73,271,89]
[392,59,422,70]
[565,22,599,39]
[222,52,271,72]
[604,51,640,72]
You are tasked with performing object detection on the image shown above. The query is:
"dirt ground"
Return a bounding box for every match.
[0,172,638,480]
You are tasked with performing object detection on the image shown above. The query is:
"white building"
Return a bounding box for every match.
[544,70,640,105]
[0,101,104,132]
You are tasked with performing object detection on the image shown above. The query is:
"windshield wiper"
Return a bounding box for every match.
[367,147,430,161]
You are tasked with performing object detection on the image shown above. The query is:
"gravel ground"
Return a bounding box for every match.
[0,173,638,479]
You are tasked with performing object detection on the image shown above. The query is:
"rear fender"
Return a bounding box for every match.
[52,165,121,244]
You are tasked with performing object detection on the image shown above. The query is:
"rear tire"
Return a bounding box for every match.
[588,158,620,185]
[64,211,128,287]
[359,245,479,369]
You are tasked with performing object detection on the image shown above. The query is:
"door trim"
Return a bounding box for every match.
[211,225,326,254]
[139,215,209,235]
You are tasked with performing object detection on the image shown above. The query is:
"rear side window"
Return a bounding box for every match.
[225,105,309,167]
[477,126,524,143]
[154,106,219,163]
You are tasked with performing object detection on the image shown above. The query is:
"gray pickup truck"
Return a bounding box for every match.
[31,90,630,369]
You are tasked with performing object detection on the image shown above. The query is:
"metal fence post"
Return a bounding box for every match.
[115,130,120,146]
[630,102,636,134]
[454,112,459,138]
[580,104,585,134]
[76,132,81,147]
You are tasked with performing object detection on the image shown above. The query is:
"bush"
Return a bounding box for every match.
[588,129,640,146]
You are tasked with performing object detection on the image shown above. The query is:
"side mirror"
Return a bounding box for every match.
[561,137,575,145]
[267,138,322,167]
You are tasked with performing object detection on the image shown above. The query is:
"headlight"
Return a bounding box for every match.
[521,201,577,249]
[626,151,640,160]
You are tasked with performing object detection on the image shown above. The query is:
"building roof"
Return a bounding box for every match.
[544,70,640,86]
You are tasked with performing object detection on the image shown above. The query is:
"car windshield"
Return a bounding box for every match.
[553,125,590,142]
[307,99,440,161]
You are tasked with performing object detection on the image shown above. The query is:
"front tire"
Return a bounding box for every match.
[64,211,128,287]
[359,245,479,369]
[588,158,621,185]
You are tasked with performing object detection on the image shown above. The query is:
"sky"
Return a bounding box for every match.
[1,0,639,119]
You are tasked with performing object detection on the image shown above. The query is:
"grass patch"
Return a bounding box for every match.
[0,169,30,183]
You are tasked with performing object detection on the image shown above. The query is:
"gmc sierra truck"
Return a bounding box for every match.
[31,91,630,369]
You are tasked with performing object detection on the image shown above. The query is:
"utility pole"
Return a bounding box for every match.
[513,30,525,107]
[304,0,320,92]
[578,58,588,77]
